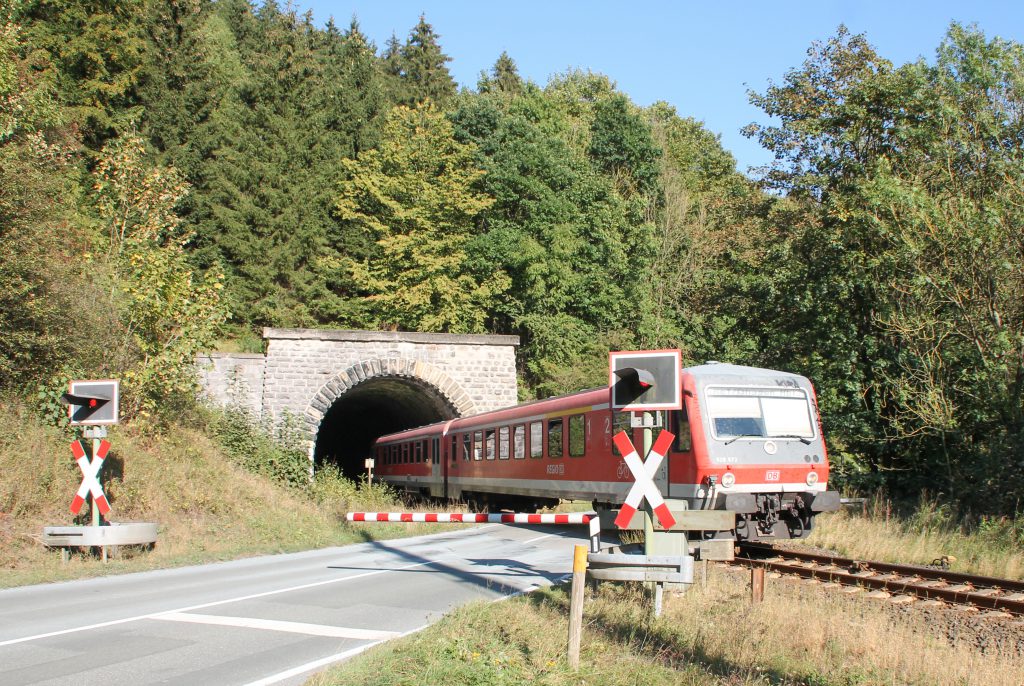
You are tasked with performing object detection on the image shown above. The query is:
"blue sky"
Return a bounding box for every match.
[300,1,1024,175]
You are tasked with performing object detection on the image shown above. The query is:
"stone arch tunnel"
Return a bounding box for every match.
[197,329,520,481]
[312,373,462,480]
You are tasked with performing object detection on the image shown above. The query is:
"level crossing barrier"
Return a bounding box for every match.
[347,510,694,618]
[346,511,602,552]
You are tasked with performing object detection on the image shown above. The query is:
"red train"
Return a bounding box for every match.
[372,362,840,541]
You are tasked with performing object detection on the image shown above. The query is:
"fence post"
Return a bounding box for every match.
[567,544,587,670]
[751,565,765,604]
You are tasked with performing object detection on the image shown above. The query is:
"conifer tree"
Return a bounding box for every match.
[393,15,456,107]
[479,51,523,95]
[21,0,147,148]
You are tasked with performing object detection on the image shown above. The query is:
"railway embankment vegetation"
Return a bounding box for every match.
[1,0,1022,581]
[0,400,441,588]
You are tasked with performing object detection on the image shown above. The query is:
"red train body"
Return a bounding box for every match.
[373,362,840,541]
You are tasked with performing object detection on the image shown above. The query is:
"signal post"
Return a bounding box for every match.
[42,380,157,561]
[608,350,734,594]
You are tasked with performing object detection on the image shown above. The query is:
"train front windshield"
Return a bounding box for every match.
[705,386,815,440]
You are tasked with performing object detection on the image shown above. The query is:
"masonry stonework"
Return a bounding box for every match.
[198,328,520,459]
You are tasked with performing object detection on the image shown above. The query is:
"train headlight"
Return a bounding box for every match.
[721,472,736,488]
[806,470,819,486]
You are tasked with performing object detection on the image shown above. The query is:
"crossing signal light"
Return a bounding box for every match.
[609,350,682,411]
[612,366,656,403]
[61,380,120,425]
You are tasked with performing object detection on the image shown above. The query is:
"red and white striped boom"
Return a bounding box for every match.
[347,512,592,524]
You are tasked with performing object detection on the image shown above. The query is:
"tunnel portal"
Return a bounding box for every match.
[313,376,459,480]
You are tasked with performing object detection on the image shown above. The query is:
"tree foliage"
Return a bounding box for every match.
[7,2,1024,514]
[745,24,1024,508]
[93,133,227,420]
[335,105,503,332]
[0,8,85,387]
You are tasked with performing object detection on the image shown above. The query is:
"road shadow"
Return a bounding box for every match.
[327,524,594,595]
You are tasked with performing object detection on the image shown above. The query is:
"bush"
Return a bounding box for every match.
[211,407,311,490]
[310,464,403,518]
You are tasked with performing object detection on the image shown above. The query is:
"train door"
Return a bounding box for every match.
[430,436,443,498]
[668,406,696,494]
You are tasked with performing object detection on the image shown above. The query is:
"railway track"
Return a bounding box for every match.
[734,542,1024,616]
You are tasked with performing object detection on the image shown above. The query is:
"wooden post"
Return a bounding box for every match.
[751,565,765,604]
[567,544,587,670]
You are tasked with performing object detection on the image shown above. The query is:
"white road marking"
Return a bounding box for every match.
[241,624,430,686]
[241,643,382,686]
[153,612,401,640]
[249,575,570,685]
[0,558,440,648]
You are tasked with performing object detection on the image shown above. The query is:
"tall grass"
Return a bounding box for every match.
[806,494,1024,579]
[0,399,453,588]
[310,565,1024,686]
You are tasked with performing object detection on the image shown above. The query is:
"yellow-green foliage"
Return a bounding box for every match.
[335,103,507,333]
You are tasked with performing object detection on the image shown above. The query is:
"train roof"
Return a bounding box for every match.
[684,362,809,382]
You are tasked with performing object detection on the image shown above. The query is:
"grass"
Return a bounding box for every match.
[310,502,1024,686]
[803,496,1024,580]
[0,400,463,588]
[308,562,1024,686]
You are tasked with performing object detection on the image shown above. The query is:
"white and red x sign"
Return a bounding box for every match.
[70,439,111,517]
[613,429,676,530]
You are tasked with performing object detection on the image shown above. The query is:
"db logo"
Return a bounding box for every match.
[765,470,781,481]
[616,462,630,480]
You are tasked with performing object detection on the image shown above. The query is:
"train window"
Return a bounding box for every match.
[498,426,510,459]
[414,441,423,463]
[513,425,525,459]
[548,419,563,458]
[673,409,692,452]
[569,414,585,456]
[474,431,483,460]
[450,436,457,464]
[402,443,409,464]
[462,433,471,461]
[705,386,814,439]
[432,438,440,464]
[485,429,495,459]
[529,422,543,458]
[611,412,631,456]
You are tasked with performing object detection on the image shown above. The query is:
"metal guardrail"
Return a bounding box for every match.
[42,522,158,547]
[587,550,695,616]
[42,522,158,563]
[588,552,694,584]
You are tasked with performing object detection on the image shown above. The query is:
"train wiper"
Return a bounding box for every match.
[775,434,813,444]
[722,434,763,445]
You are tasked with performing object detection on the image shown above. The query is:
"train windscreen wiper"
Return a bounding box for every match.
[722,434,813,445]
[722,434,763,445]
[774,434,814,444]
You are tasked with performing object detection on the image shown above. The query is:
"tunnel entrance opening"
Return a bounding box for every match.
[313,376,458,481]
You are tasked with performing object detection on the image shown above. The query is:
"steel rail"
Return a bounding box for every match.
[734,542,1024,615]
[739,541,1024,592]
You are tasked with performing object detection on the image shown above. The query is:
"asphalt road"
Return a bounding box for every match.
[0,524,593,685]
